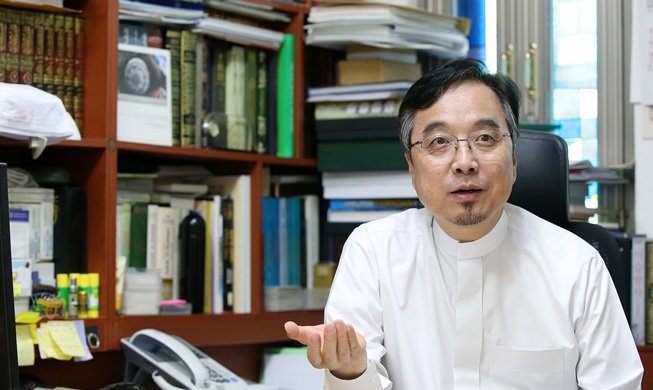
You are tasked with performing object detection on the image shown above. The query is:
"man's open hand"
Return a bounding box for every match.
[284,319,368,380]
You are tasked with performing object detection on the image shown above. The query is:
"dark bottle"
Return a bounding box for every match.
[178,210,206,314]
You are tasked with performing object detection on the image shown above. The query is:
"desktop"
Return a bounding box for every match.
[0,163,20,389]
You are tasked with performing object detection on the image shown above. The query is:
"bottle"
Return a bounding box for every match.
[77,274,90,319]
[78,290,88,318]
[68,276,78,318]
[178,210,206,314]
[56,273,69,314]
[88,273,100,318]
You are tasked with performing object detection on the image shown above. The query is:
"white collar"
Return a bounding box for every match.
[432,208,509,260]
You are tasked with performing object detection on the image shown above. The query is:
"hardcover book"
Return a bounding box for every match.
[0,8,7,83]
[72,15,85,133]
[180,30,197,148]
[19,10,34,86]
[225,44,247,150]
[203,38,229,150]
[276,34,294,158]
[62,13,74,113]
[164,29,181,146]
[53,14,65,100]
[5,8,20,84]
[32,11,45,90]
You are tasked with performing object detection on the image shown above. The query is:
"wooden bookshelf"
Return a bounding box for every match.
[638,346,653,388]
[0,0,323,387]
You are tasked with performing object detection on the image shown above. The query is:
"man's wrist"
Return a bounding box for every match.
[330,360,368,380]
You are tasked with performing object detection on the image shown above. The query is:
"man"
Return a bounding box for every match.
[285,59,643,389]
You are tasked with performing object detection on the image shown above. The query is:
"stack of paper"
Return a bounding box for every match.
[322,170,416,199]
[307,80,413,103]
[264,286,303,312]
[304,2,471,59]
[193,16,285,50]
[119,0,205,25]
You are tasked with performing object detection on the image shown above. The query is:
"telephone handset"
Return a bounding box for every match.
[121,328,278,390]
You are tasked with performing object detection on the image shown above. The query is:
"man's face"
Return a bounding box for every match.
[405,80,517,242]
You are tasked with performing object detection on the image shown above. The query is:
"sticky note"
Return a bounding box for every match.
[16,311,41,324]
[16,325,35,366]
[38,323,71,361]
[29,324,39,344]
[46,321,87,357]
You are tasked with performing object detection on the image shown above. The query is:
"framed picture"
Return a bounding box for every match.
[117,43,172,146]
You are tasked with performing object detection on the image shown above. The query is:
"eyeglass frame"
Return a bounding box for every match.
[408,129,512,157]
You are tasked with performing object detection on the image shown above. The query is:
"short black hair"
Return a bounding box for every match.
[398,58,521,154]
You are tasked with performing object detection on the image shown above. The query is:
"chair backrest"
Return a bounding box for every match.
[507,130,570,227]
[507,130,628,316]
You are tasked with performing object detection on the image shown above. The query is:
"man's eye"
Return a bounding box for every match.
[433,137,450,145]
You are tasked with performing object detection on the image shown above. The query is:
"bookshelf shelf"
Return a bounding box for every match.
[110,310,324,350]
[117,141,318,168]
[638,346,653,387]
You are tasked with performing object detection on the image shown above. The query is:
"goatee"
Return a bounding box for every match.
[450,202,486,226]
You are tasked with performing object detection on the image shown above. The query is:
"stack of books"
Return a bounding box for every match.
[308,81,411,173]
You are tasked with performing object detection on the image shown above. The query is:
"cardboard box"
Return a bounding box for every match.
[337,59,422,85]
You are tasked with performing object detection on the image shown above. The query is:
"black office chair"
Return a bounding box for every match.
[507,130,628,318]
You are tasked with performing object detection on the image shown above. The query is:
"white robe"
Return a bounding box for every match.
[324,204,643,389]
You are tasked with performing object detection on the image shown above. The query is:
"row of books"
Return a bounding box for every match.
[116,9,295,157]
[0,6,86,132]
[116,174,251,315]
[262,195,319,290]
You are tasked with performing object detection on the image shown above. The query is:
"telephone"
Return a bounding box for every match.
[121,328,279,390]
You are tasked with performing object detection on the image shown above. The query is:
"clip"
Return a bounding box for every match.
[28,136,47,159]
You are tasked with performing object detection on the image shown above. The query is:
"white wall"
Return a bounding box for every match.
[634,105,653,236]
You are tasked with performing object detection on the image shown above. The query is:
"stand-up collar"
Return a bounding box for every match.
[432,209,509,260]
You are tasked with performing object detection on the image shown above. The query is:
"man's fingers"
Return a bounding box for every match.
[321,323,339,367]
[347,324,365,360]
[284,321,303,342]
[306,333,325,368]
[335,320,351,363]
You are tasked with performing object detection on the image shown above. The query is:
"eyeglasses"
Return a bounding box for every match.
[408,129,511,157]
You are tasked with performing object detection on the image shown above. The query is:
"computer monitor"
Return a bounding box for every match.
[0,163,20,389]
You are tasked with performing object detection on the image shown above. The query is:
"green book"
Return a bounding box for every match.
[276,34,294,158]
[318,139,407,172]
[128,202,148,269]
[244,46,258,152]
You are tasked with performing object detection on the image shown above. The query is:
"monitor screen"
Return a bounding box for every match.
[0,163,20,389]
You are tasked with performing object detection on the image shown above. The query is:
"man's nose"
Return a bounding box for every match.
[452,141,478,174]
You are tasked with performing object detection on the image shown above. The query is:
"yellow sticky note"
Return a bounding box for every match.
[46,321,86,358]
[29,324,39,344]
[16,311,41,324]
[16,325,35,366]
[39,323,71,361]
